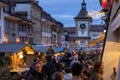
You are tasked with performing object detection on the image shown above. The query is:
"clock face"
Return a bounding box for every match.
[79,23,86,30]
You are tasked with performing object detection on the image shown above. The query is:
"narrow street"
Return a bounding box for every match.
[0,0,120,80]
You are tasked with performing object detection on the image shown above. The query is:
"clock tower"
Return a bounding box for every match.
[74,0,92,48]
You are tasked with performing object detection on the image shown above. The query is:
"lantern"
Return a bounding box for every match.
[102,0,107,9]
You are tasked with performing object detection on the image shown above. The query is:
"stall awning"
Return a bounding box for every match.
[89,34,105,47]
[0,44,25,53]
[32,45,49,53]
[111,13,120,32]
[54,47,65,52]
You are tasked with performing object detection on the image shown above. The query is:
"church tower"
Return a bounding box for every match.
[74,0,92,48]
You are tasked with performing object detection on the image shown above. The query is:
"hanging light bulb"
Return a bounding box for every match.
[19,52,24,59]
[3,35,8,43]
[16,37,20,43]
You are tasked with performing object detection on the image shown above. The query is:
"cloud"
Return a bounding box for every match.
[40,0,67,6]
[51,14,75,27]
[40,0,103,26]
[53,14,74,19]
[88,10,104,20]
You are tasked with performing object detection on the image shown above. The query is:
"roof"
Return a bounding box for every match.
[64,27,76,33]
[10,0,42,9]
[0,44,50,53]
[74,0,92,20]
[10,0,33,3]
[91,25,105,32]
[75,8,92,19]
[0,0,9,5]
[64,24,105,33]
[76,37,91,39]
[0,44,26,53]
[31,45,49,52]
[14,11,27,19]
[54,47,65,52]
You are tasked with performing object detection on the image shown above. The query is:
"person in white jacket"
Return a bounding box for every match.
[64,67,73,80]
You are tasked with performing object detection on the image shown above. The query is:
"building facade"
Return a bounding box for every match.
[74,0,92,48]
[13,0,42,43]
[0,0,9,43]
[99,0,120,80]
[41,10,64,46]
[64,0,105,49]
[55,22,63,46]
[41,10,54,45]
[0,0,64,46]
[64,27,76,48]
[0,0,33,44]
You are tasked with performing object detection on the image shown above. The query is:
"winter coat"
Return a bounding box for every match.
[43,61,56,80]
[26,67,47,80]
[64,73,73,80]
[90,72,103,80]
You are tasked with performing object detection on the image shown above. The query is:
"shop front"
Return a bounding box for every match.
[0,44,36,72]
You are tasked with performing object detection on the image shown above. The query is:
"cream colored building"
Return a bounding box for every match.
[0,1,9,43]
[74,0,92,48]
[41,10,64,46]
[14,0,42,43]
[4,18,33,44]
[99,0,120,80]
[0,0,33,44]
[41,10,53,45]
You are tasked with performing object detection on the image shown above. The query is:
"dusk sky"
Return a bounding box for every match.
[39,0,104,27]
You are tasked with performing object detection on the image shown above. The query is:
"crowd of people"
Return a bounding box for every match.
[25,47,104,80]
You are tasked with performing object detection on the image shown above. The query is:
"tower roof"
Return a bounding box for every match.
[74,0,92,20]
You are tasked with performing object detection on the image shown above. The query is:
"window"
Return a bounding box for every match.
[92,33,98,37]
[3,6,9,13]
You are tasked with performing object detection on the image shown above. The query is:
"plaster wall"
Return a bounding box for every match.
[102,19,120,80]
[102,41,120,80]
[102,1,120,79]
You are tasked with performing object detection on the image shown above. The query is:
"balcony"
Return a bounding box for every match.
[4,14,21,21]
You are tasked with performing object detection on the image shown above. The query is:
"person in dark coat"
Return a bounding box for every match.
[43,55,56,80]
[52,71,64,80]
[26,62,47,80]
[71,63,83,80]
[90,61,104,80]
[46,46,55,54]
